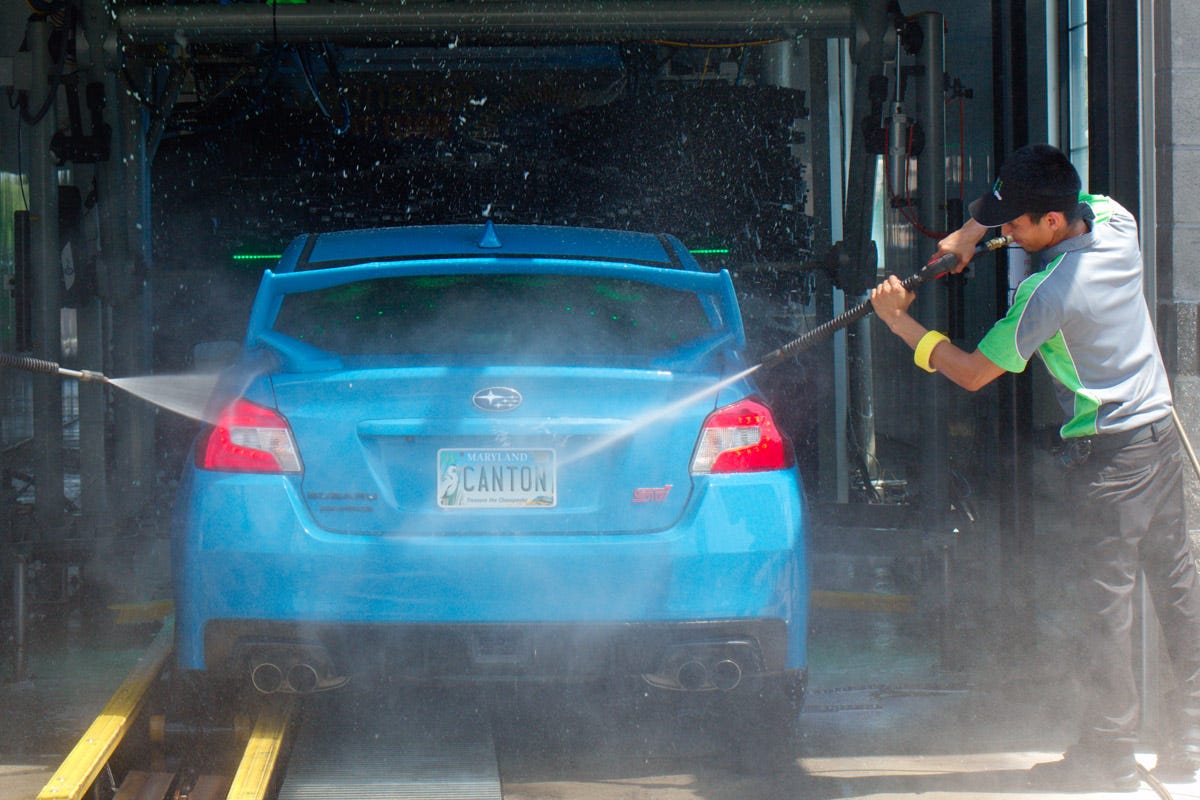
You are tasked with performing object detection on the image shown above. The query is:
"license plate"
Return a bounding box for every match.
[437,448,557,509]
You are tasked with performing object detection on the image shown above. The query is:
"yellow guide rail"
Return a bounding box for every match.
[37,619,174,800]
[226,698,296,800]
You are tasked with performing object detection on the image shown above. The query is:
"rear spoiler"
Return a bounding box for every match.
[244,257,746,353]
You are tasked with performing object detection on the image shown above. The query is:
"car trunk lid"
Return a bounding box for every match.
[275,366,725,535]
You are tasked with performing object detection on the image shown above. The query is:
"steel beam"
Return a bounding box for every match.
[115,1,853,45]
[915,11,948,537]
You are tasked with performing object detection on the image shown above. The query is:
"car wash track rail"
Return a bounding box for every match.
[36,620,290,800]
[35,620,504,800]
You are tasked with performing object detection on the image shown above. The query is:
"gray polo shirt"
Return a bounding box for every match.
[976,193,1172,439]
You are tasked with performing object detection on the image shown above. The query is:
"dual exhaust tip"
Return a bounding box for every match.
[676,657,743,691]
[251,661,324,694]
[242,643,349,694]
[641,640,760,693]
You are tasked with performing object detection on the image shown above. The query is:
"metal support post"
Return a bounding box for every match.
[915,11,948,534]
[849,305,877,488]
[911,12,955,666]
[805,40,841,503]
[109,60,155,521]
[841,0,893,501]
[26,18,65,532]
[13,556,28,682]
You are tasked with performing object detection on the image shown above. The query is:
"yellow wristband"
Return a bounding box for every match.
[914,330,949,373]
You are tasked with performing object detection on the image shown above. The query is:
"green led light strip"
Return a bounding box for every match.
[689,248,731,255]
[232,254,283,261]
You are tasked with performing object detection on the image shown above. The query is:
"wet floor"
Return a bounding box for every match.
[4,601,1199,800]
[0,616,159,799]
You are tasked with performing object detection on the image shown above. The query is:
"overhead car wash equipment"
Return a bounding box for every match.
[757,235,1013,370]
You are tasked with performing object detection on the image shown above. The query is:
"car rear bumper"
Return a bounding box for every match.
[199,618,796,692]
[171,469,809,677]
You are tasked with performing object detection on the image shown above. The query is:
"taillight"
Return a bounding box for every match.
[195,399,303,474]
[690,397,794,474]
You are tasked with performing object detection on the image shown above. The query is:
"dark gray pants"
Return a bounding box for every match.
[1069,419,1200,750]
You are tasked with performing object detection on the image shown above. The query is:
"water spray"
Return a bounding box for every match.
[0,352,109,384]
[0,351,226,422]
[756,235,1014,370]
[561,238,1014,466]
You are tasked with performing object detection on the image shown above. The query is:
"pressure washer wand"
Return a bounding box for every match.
[0,352,109,384]
[757,235,1014,370]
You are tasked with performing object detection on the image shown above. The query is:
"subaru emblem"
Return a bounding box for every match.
[473,387,522,412]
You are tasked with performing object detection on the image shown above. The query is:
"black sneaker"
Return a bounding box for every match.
[1027,746,1140,793]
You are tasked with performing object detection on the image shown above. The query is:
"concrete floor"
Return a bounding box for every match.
[0,619,157,800]
[4,598,1200,800]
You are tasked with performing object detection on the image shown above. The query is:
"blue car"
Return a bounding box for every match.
[172,222,809,742]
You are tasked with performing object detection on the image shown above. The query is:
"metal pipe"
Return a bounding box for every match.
[850,302,877,484]
[110,59,156,520]
[27,18,65,530]
[838,0,892,503]
[115,0,853,45]
[13,557,27,683]
[915,12,948,536]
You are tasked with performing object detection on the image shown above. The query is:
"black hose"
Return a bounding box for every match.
[758,236,1013,369]
[0,352,109,383]
[0,352,63,376]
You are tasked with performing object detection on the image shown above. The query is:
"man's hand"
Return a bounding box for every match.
[870,274,916,332]
[870,271,1006,392]
[936,218,991,273]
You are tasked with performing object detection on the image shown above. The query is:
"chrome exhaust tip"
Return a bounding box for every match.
[711,659,742,691]
[286,662,320,693]
[251,662,284,694]
[641,639,763,692]
[236,642,349,694]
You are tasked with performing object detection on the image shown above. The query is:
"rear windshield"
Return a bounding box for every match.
[272,273,718,362]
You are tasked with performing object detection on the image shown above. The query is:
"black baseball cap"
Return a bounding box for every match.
[968,144,1083,227]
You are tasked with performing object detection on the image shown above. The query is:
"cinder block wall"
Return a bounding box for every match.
[1157,1,1200,540]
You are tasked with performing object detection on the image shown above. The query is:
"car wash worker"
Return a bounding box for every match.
[870,143,1200,792]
